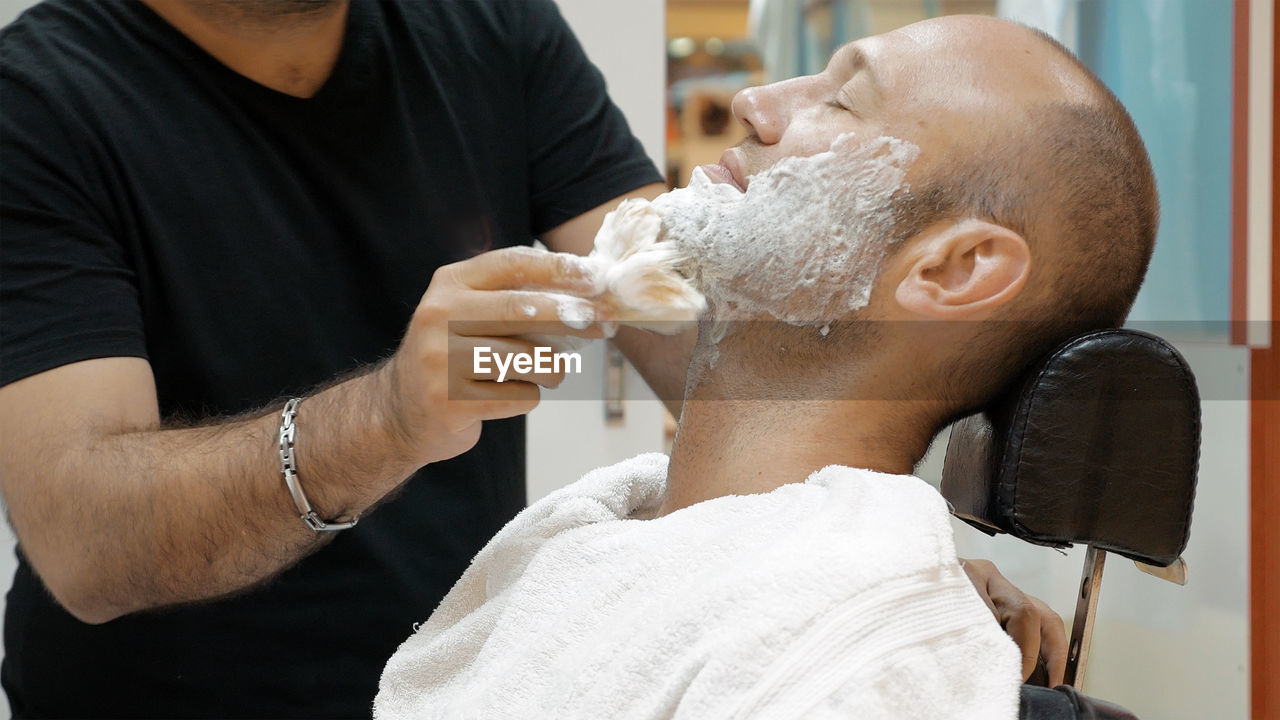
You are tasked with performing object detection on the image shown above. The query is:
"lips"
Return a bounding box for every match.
[699,150,747,192]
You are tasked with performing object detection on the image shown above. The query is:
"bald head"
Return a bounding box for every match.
[884,17,1158,417]
[891,19,1155,311]
[890,15,1097,101]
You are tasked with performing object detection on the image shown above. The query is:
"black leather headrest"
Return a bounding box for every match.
[941,329,1200,567]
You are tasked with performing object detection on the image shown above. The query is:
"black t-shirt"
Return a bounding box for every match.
[0,0,661,716]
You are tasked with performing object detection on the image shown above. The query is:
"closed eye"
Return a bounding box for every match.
[827,93,861,118]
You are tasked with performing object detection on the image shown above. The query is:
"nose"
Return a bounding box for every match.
[731,84,785,145]
[730,76,813,145]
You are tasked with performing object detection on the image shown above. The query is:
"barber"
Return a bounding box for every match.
[0,0,1061,716]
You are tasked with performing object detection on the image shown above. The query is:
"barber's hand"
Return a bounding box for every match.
[381,246,608,464]
[960,557,1067,687]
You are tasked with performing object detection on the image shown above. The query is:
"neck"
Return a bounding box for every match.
[657,345,940,517]
[142,0,349,98]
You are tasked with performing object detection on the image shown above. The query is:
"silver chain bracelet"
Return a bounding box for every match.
[278,398,359,532]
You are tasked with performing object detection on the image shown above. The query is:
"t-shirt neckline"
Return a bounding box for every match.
[118,0,377,111]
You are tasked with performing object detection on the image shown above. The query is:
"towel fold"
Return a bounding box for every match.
[375,453,1021,719]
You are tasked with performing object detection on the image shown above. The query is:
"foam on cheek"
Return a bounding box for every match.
[652,134,920,325]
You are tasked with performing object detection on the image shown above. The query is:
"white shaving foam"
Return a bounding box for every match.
[652,134,919,326]
[584,199,706,333]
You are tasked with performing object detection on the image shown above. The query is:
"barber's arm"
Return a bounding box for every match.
[0,248,604,625]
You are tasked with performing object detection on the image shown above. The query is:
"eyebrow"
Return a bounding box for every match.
[833,45,877,85]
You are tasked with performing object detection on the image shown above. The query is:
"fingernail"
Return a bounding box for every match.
[556,297,595,329]
[561,255,603,293]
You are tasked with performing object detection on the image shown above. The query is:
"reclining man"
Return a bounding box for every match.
[375,14,1155,719]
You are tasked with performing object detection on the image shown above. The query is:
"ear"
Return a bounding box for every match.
[893,219,1030,319]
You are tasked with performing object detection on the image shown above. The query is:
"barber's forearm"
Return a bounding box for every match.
[15,365,417,624]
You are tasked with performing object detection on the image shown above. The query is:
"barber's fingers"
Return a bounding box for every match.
[448,378,542,421]
[516,333,590,355]
[381,250,600,467]
[452,336,569,389]
[449,246,599,294]
[448,290,610,338]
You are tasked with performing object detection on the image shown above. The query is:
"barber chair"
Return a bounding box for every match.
[940,328,1200,720]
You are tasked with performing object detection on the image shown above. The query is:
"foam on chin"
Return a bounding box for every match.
[653,134,920,326]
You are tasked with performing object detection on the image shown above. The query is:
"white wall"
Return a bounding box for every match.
[917,343,1251,719]
[0,0,26,25]
[0,526,12,718]
[527,0,668,502]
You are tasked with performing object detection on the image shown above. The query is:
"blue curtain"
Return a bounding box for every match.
[1001,0,1234,333]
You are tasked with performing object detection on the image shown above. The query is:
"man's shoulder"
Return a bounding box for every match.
[0,0,158,120]
[780,466,960,569]
[385,0,569,67]
[525,453,670,528]
[804,465,943,509]
[2,1,130,75]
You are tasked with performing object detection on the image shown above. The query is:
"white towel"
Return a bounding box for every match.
[375,453,1021,720]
